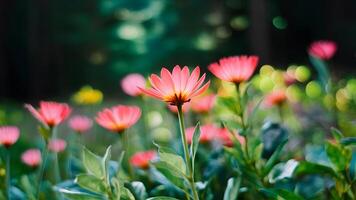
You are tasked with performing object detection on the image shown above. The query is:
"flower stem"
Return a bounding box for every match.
[37,145,49,200]
[235,84,249,160]
[52,127,61,183]
[177,104,199,200]
[5,149,11,200]
[122,130,134,179]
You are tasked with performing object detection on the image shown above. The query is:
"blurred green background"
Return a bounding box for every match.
[0,0,355,101]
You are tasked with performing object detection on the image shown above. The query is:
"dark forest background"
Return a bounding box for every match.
[0,0,355,101]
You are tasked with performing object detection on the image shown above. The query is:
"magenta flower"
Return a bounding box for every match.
[308,40,337,60]
[191,94,216,114]
[68,115,93,134]
[139,66,210,106]
[96,105,141,133]
[209,55,259,83]
[129,150,157,169]
[48,139,67,153]
[21,149,42,168]
[25,101,71,127]
[121,73,146,96]
[0,126,20,148]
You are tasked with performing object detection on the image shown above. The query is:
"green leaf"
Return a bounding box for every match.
[340,137,356,146]
[246,98,263,127]
[263,139,288,175]
[58,188,104,200]
[38,126,51,141]
[326,141,352,171]
[129,181,147,200]
[190,122,201,175]
[75,174,106,194]
[82,147,104,178]
[330,127,343,141]
[101,146,112,181]
[146,197,180,200]
[154,161,186,188]
[111,177,121,199]
[121,187,135,200]
[260,188,303,200]
[293,161,337,178]
[157,146,186,176]
[223,177,241,200]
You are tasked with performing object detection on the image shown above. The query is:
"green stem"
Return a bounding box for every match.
[37,145,49,200]
[5,149,11,200]
[52,128,61,183]
[235,84,249,160]
[177,105,199,200]
[141,96,151,148]
[122,131,134,179]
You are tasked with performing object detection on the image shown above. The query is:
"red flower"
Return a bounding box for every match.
[21,149,41,168]
[48,139,67,153]
[96,105,141,133]
[121,73,146,96]
[218,128,245,147]
[191,94,216,114]
[68,115,93,134]
[140,66,210,106]
[25,101,71,127]
[209,55,259,83]
[308,40,337,60]
[0,126,20,148]
[264,90,287,107]
[130,150,157,169]
[185,124,217,144]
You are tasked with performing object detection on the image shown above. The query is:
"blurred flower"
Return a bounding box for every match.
[264,90,287,107]
[283,72,296,86]
[185,124,217,144]
[209,55,259,83]
[130,150,157,169]
[21,149,41,168]
[0,126,20,148]
[68,115,93,134]
[96,105,141,133]
[25,101,71,128]
[308,40,337,60]
[140,66,210,106]
[191,94,216,114]
[218,128,245,147]
[48,139,67,153]
[121,73,146,96]
[168,102,190,113]
[72,86,103,105]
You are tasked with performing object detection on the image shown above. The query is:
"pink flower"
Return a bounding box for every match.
[168,102,190,113]
[264,90,287,107]
[130,150,157,169]
[96,105,141,133]
[218,128,245,147]
[48,139,67,153]
[0,126,20,148]
[209,55,259,83]
[139,66,210,106]
[121,73,146,96]
[308,40,337,60]
[68,115,93,134]
[21,149,41,168]
[25,101,71,127]
[283,72,296,86]
[191,94,216,114]
[185,124,218,144]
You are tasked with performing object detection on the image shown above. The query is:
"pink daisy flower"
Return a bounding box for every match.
[68,115,93,134]
[0,126,20,148]
[121,73,146,96]
[308,40,337,60]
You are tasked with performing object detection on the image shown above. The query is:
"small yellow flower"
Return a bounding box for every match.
[72,86,103,105]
